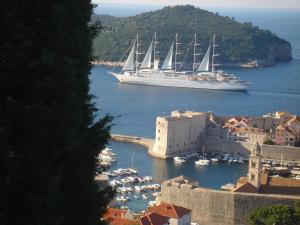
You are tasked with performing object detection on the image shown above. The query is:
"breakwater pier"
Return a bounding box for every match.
[111,134,154,150]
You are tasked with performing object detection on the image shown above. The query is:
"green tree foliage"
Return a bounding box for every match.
[92,5,292,66]
[249,203,300,225]
[0,1,114,225]
[263,139,275,145]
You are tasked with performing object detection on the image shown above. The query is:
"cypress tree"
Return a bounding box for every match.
[0,1,114,225]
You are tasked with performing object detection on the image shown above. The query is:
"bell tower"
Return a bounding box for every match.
[248,142,262,191]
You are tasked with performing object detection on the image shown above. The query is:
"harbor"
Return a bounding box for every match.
[98,141,248,211]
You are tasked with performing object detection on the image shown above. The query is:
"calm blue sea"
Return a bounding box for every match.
[90,7,300,211]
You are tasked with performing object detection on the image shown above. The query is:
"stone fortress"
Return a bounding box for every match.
[150,110,300,161]
[157,143,300,225]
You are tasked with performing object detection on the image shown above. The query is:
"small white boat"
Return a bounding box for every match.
[128,168,138,174]
[143,176,153,182]
[141,185,148,191]
[238,157,245,164]
[221,183,235,191]
[120,206,128,210]
[152,192,160,197]
[153,184,161,190]
[195,146,210,166]
[99,147,117,162]
[174,156,186,163]
[195,159,210,166]
[211,157,220,162]
[134,185,142,192]
[133,195,140,199]
[148,201,156,207]
[116,196,129,202]
[142,194,148,199]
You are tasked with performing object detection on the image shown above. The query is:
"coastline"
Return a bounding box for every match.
[91,60,275,69]
[91,60,124,67]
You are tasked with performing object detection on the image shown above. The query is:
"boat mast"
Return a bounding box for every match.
[175,33,181,73]
[175,33,178,73]
[153,32,157,64]
[135,33,142,74]
[212,34,215,73]
[193,34,200,75]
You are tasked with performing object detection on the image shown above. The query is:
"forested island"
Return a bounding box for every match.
[92,5,292,68]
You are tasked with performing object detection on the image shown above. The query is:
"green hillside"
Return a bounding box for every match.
[92,5,292,67]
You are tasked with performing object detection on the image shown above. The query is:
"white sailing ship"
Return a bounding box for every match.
[109,33,249,91]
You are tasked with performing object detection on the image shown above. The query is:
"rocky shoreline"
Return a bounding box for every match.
[91,60,124,67]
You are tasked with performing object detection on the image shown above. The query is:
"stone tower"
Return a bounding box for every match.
[248,142,262,191]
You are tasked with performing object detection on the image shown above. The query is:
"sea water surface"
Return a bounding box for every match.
[90,8,300,211]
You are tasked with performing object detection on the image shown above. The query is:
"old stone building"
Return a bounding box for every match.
[152,111,207,158]
[275,125,296,146]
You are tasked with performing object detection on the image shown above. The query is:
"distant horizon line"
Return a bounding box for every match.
[95,3,300,10]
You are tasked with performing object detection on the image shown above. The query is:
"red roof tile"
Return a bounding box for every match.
[147,203,191,219]
[110,218,138,225]
[232,182,257,193]
[103,208,127,220]
[139,212,169,225]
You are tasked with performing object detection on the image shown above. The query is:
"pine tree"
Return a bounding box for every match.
[0,1,113,225]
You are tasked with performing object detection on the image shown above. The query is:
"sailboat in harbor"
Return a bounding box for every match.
[109,33,249,91]
[195,147,210,166]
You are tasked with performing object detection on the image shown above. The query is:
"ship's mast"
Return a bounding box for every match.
[153,32,157,63]
[135,33,142,74]
[212,34,215,73]
[175,33,181,73]
[153,32,159,69]
[211,34,220,73]
[193,34,200,75]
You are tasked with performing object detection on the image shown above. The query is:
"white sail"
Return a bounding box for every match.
[197,42,211,72]
[140,41,153,69]
[161,41,174,70]
[122,42,136,71]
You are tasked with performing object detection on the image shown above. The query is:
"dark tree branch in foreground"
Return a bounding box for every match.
[0,1,113,225]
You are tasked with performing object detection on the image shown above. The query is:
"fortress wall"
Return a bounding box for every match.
[159,182,300,225]
[201,135,300,161]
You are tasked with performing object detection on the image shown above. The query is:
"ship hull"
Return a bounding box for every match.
[110,72,247,91]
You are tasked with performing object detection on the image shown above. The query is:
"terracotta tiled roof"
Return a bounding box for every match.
[276,125,296,136]
[259,176,300,196]
[288,116,300,123]
[235,126,266,134]
[147,202,191,219]
[139,212,169,225]
[285,126,296,136]
[110,218,139,225]
[232,182,257,193]
[103,208,127,220]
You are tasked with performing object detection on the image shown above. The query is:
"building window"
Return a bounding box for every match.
[158,129,160,133]
[251,162,256,168]
[177,144,178,148]
[157,137,160,141]
[251,174,255,180]
[290,138,294,141]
